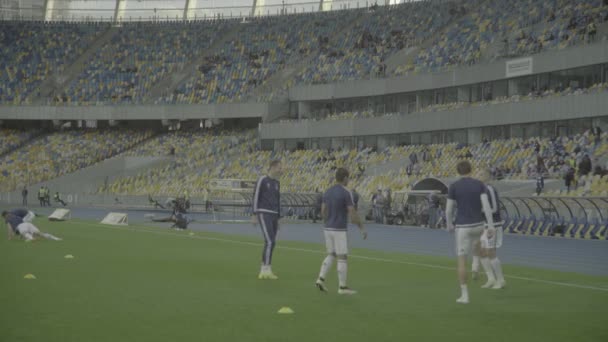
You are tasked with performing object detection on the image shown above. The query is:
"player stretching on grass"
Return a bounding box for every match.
[316,168,367,295]
[478,169,506,289]
[445,161,494,304]
[253,160,283,280]
[2,209,61,241]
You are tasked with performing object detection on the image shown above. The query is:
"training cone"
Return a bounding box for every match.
[24,274,36,280]
[277,307,294,314]
[64,254,74,259]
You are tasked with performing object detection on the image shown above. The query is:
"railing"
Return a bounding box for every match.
[499,196,608,221]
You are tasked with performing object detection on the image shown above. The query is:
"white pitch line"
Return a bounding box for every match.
[68,221,608,293]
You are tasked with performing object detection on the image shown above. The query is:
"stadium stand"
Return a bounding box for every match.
[1,0,605,104]
[293,1,459,84]
[62,22,231,105]
[0,129,40,155]
[162,12,348,104]
[0,21,105,104]
[0,129,154,191]
[104,129,256,195]
[394,0,607,75]
[100,128,607,203]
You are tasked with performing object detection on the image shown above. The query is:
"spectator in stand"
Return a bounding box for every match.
[587,22,597,43]
[593,165,606,176]
[578,154,592,176]
[409,152,418,165]
[594,126,602,145]
[565,167,575,192]
[536,153,547,174]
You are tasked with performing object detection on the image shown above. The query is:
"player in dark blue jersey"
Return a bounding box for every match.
[446,161,495,304]
[315,168,367,295]
[478,169,506,289]
[252,160,283,280]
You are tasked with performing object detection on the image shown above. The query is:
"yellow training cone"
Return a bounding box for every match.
[24,274,36,280]
[277,307,294,314]
[64,254,74,259]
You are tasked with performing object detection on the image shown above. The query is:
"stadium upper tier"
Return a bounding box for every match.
[0,0,604,105]
[100,129,608,200]
[0,129,154,191]
[395,0,605,74]
[0,21,105,104]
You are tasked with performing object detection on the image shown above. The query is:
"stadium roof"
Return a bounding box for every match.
[1,0,417,22]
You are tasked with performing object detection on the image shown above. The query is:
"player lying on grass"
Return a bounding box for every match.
[316,168,367,295]
[151,212,192,230]
[2,209,62,241]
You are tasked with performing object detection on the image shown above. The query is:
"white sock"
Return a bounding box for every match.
[41,233,61,241]
[460,284,469,299]
[337,259,348,288]
[260,264,270,273]
[490,258,505,283]
[480,257,496,282]
[472,256,480,273]
[318,255,335,281]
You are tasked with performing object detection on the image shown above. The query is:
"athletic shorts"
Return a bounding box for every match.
[481,223,503,249]
[17,222,40,240]
[324,230,348,255]
[455,224,484,256]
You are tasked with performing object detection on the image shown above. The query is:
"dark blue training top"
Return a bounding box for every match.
[4,214,23,234]
[323,184,355,231]
[486,185,502,224]
[253,175,281,216]
[447,177,486,227]
[11,208,28,218]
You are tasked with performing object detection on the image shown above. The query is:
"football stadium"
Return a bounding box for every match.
[1,0,607,341]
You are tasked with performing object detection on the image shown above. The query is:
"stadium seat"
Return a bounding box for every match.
[566,218,587,238]
[536,217,555,236]
[510,217,526,234]
[578,218,599,240]
[590,219,608,240]
[520,215,537,235]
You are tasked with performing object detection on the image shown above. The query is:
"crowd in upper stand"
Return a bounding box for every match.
[1,0,605,105]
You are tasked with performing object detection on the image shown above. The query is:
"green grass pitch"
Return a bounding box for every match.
[1,219,607,342]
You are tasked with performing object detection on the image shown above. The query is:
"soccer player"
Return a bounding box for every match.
[252,160,283,280]
[315,168,367,295]
[446,161,494,304]
[2,209,61,241]
[478,169,506,289]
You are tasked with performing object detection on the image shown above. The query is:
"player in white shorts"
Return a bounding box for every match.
[446,161,495,304]
[3,209,62,241]
[315,168,367,295]
[478,169,506,289]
